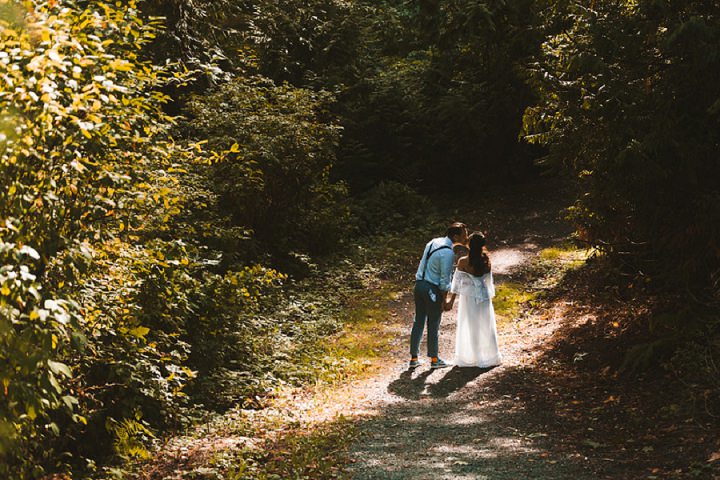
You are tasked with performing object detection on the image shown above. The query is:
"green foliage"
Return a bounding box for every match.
[0,238,82,466]
[0,0,179,263]
[524,0,720,289]
[0,0,192,475]
[70,239,196,460]
[336,0,543,192]
[142,0,367,90]
[185,266,286,410]
[140,0,249,90]
[145,0,545,193]
[244,0,365,86]
[183,75,349,259]
[106,416,155,461]
[351,181,433,235]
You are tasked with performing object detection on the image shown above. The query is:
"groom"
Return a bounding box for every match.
[410,222,467,369]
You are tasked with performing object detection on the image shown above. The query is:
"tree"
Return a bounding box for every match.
[524,0,720,289]
[336,0,543,192]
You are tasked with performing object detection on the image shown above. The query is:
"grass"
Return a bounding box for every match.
[250,416,358,480]
[199,414,358,480]
[538,242,591,266]
[168,409,359,480]
[529,244,592,292]
[494,282,537,325]
[494,244,591,326]
[326,285,403,378]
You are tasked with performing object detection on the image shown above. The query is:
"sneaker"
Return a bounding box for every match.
[430,358,451,369]
[408,358,422,368]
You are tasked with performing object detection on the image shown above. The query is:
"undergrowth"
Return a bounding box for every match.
[130,208,592,480]
[129,239,410,479]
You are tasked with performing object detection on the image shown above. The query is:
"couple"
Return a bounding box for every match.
[409,222,502,369]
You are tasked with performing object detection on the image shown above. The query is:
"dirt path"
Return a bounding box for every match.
[346,258,592,479]
[333,184,599,479]
[137,181,718,479]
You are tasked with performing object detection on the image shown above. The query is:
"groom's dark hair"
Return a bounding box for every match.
[446,222,467,239]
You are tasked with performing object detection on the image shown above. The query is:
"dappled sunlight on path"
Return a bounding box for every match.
[346,184,597,479]
[491,244,539,276]
[347,290,595,480]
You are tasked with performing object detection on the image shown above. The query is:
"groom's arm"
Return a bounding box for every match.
[438,250,454,293]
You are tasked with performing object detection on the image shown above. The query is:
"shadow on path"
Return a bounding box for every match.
[387,369,433,401]
[351,363,594,480]
[426,366,491,398]
[388,366,491,401]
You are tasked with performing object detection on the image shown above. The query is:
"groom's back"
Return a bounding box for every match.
[416,237,455,291]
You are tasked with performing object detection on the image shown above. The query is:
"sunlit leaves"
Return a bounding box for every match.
[0,235,82,463]
[0,0,179,261]
[0,0,189,475]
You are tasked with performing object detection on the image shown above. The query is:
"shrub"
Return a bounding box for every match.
[185,266,286,411]
[351,181,434,236]
[0,0,191,475]
[183,75,350,260]
[524,1,720,290]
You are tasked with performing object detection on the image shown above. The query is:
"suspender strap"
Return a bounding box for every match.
[421,245,452,281]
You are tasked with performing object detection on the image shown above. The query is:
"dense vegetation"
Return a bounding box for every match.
[525,0,720,289]
[0,0,718,477]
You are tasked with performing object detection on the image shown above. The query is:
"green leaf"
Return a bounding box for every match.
[62,395,79,409]
[48,360,72,378]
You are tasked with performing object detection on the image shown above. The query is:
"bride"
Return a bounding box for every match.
[444,232,502,368]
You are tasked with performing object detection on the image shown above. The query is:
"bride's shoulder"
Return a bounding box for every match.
[456,256,470,270]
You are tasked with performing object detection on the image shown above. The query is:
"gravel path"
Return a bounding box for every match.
[346,186,599,480]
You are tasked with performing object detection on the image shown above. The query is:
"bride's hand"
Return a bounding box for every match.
[443,295,455,311]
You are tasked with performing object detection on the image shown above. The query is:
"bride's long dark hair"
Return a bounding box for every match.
[468,232,491,276]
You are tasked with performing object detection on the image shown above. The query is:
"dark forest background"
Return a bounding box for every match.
[1,0,718,477]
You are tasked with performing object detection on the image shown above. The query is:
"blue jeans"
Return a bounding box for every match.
[410,280,443,358]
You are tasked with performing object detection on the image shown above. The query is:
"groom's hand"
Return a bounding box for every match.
[443,293,455,311]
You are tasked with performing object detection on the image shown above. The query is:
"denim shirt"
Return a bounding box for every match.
[415,237,455,292]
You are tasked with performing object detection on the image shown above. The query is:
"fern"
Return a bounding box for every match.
[106,417,156,461]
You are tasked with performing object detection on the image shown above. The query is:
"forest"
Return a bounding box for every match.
[0,0,718,478]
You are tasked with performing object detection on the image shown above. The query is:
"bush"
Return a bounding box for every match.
[524,1,720,290]
[0,0,193,475]
[351,181,434,235]
[185,266,286,411]
[183,75,350,260]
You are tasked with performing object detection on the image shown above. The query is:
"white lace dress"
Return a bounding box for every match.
[451,270,502,368]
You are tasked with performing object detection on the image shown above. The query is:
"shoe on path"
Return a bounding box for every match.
[430,358,451,369]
